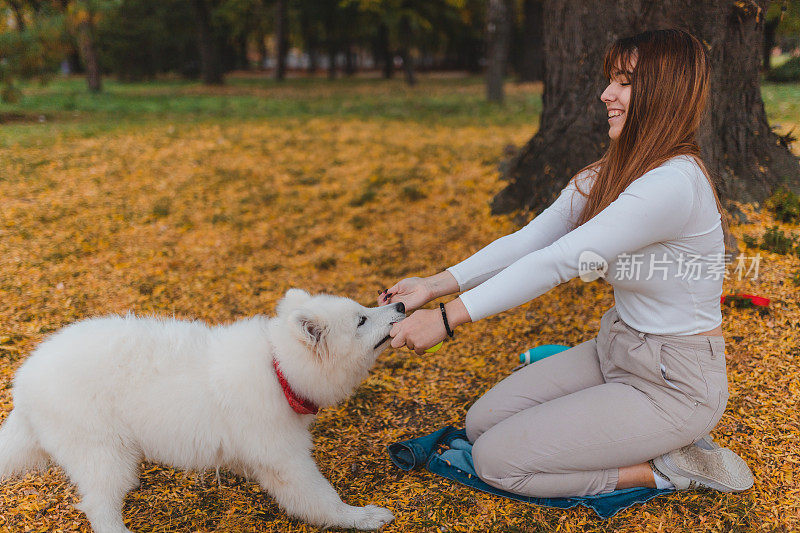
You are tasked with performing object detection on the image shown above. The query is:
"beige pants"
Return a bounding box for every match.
[465,305,729,498]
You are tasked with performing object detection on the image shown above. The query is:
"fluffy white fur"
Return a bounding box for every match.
[0,289,405,533]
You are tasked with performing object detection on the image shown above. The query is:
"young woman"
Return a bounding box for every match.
[378,29,754,497]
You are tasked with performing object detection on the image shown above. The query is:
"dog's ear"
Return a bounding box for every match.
[289,309,329,356]
[277,288,312,316]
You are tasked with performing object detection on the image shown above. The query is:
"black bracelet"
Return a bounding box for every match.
[440,302,454,338]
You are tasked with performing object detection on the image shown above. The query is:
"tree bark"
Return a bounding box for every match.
[344,44,356,76]
[327,46,337,79]
[300,11,319,74]
[273,0,288,80]
[325,11,338,80]
[486,0,512,102]
[763,16,779,71]
[378,22,394,79]
[76,18,101,93]
[398,17,415,86]
[257,31,268,70]
[9,0,25,31]
[518,0,544,81]
[492,0,800,220]
[191,0,224,85]
[308,48,319,74]
[399,49,415,85]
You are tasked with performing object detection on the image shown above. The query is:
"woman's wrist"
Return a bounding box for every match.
[424,270,460,300]
[443,298,472,330]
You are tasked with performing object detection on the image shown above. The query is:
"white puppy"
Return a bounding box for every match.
[0,289,405,533]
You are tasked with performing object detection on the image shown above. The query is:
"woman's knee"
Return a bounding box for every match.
[464,395,495,443]
[471,432,503,485]
[471,427,529,487]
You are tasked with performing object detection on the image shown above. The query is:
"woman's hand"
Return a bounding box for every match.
[389,298,472,355]
[377,277,433,313]
[377,271,460,312]
[389,308,447,355]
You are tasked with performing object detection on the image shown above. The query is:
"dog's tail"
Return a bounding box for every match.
[0,410,48,481]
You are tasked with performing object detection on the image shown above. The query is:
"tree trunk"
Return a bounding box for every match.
[486,0,512,102]
[344,44,356,76]
[76,18,101,93]
[325,12,337,80]
[378,22,393,79]
[492,0,800,224]
[308,49,319,74]
[518,0,544,81]
[191,0,223,85]
[327,46,337,80]
[399,48,416,85]
[53,0,83,75]
[236,33,249,70]
[257,31,268,70]
[67,51,82,74]
[763,17,779,71]
[9,0,25,31]
[398,17,415,86]
[301,12,318,74]
[273,0,288,81]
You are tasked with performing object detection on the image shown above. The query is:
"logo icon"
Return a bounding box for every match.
[578,250,608,282]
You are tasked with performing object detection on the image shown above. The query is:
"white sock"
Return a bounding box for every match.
[652,469,675,490]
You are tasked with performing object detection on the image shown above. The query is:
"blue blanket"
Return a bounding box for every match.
[387,425,674,519]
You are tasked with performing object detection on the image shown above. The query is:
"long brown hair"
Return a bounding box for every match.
[572,29,729,244]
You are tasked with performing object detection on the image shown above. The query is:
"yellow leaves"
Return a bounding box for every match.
[0,86,799,533]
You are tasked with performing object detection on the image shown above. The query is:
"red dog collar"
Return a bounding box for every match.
[273,359,319,415]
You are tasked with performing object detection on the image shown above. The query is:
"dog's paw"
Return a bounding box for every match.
[349,504,395,530]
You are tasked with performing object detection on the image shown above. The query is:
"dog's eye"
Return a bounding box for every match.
[357,316,367,327]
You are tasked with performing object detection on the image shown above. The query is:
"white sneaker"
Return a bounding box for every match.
[651,440,755,492]
[693,433,721,450]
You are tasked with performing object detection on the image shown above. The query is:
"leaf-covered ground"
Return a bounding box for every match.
[0,75,798,532]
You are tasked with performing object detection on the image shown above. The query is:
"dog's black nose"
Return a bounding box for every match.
[395,302,405,314]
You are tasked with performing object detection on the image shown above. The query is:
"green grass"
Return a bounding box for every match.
[771,53,794,68]
[2,74,800,149]
[761,81,800,126]
[753,81,800,130]
[0,74,543,147]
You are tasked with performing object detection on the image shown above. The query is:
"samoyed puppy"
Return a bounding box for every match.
[0,289,405,533]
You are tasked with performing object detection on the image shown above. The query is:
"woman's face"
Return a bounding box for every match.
[600,59,636,140]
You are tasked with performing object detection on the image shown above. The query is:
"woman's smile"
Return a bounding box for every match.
[607,109,625,121]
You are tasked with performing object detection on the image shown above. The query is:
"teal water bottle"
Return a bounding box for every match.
[519,344,571,365]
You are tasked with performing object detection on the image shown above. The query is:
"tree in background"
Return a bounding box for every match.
[0,0,496,90]
[97,0,261,82]
[350,0,477,85]
[72,1,103,91]
[491,0,800,245]
[0,1,69,101]
[96,0,198,81]
[485,0,512,101]
[515,0,543,82]
[191,0,224,84]
[351,0,423,85]
[272,0,287,80]
[438,0,485,72]
[764,0,800,70]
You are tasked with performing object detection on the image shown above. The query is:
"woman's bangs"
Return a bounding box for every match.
[603,42,637,81]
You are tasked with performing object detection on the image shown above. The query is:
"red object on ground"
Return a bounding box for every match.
[720,293,771,307]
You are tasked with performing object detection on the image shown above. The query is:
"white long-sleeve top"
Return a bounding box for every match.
[447,155,725,335]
